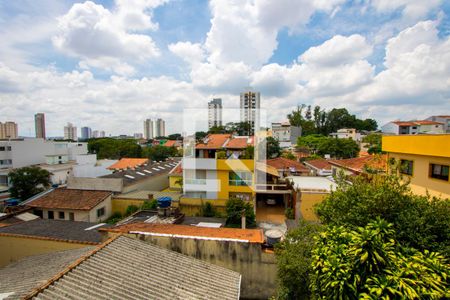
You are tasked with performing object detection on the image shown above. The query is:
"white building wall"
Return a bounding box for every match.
[381,122,399,134]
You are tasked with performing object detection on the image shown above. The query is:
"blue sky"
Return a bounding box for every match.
[0,0,449,136]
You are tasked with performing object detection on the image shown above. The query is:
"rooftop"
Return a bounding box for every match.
[29,236,241,299]
[107,158,149,170]
[329,155,387,174]
[392,120,444,126]
[287,176,337,192]
[101,158,181,186]
[26,188,111,211]
[223,136,254,149]
[104,223,265,243]
[168,161,182,175]
[113,190,182,201]
[0,219,108,243]
[0,247,94,300]
[162,140,180,147]
[304,158,333,171]
[196,133,231,149]
[266,157,309,172]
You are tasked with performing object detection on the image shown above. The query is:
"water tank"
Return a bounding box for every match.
[265,229,283,246]
[157,197,172,208]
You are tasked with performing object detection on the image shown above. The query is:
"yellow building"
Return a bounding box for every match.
[382,135,450,199]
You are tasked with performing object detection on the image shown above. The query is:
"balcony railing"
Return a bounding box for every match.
[255,183,290,191]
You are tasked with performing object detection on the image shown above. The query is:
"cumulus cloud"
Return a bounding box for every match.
[168,42,205,65]
[370,0,443,20]
[52,1,163,75]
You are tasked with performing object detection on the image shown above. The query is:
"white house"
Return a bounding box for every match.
[381,120,444,135]
[271,122,302,148]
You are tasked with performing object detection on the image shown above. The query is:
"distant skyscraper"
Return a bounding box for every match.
[81,127,92,139]
[208,98,222,129]
[0,121,18,139]
[64,122,77,141]
[92,130,105,138]
[240,91,260,135]
[35,113,46,139]
[153,118,166,138]
[99,130,106,138]
[134,133,143,139]
[143,119,154,140]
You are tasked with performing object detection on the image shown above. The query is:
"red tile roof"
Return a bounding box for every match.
[163,140,181,147]
[329,155,387,174]
[393,120,443,126]
[436,115,450,118]
[224,136,254,149]
[169,162,182,175]
[107,158,148,170]
[27,188,112,211]
[196,134,231,149]
[304,159,332,171]
[104,223,265,243]
[266,157,309,172]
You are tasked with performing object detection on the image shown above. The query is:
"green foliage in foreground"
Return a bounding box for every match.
[275,220,323,299]
[143,145,180,162]
[8,166,51,200]
[225,197,256,228]
[311,219,450,299]
[88,138,142,159]
[316,175,450,256]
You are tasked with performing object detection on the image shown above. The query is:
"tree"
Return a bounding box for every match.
[297,134,328,153]
[265,136,281,158]
[313,106,327,135]
[287,105,305,128]
[9,166,51,200]
[167,133,182,140]
[281,151,296,161]
[275,220,323,299]
[88,138,142,159]
[195,131,208,141]
[363,133,382,154]
[316,174,450,256]
[208,125,228,134]
[310,219,450,299]
[225,197,256,228]
[143,145,178,162]
[201,201,216,217]
[317,138,360,159]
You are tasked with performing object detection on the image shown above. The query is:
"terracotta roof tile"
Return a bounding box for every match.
[196,134,231,149]
[27,188,111,211]
[163,140,180,147]
[169,162,182,175]
[393,120,443,126]
[105,223,265,243]
[304,159,332,170]
[266,157,309,172]
[224,136,254,149]
[107,158,148,170]
[329,155,387,174]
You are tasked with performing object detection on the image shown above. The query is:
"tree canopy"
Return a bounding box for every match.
[225,197,256,228]
[88,138,142,159]
[142,145,179,162]
[363,133,383,154]
[316,174,450,256]
[311,219,450,299]
[8,166,51,200]
[297,135,360,158]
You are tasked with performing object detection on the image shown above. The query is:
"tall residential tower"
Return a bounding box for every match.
[240,91,260,135]
[208,98,223,129]
[0,122,18,139]
[64,122,77,141]
[35,113,46,139]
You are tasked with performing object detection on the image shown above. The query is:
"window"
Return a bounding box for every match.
[430,164,449,181]
[0,147,5,151]
[6,146,11,151]
[48,211,54,219]
[97,207,105,218]
[400,160,413,176]
[59,211,65,219]
[229,171,252,186]
[69,212,74,221]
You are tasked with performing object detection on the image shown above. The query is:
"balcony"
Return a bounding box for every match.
[184,178,220,192]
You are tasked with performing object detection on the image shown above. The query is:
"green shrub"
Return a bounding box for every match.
[285,208,294,219]
[106,212,122,224]
[225,197,256,228]
[201,201,216,217]
[141,199,158,210]
[125,205,139,216]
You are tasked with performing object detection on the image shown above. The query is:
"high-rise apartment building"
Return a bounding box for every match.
[153,118,166,138]
[0,121,18,139]
[143,119,154,140]
[81,127,92,139]
[92,130,106,138]
[64,123,77,141]
[240,91,260,135]
[35,113,46,139]
[208,98,223,129]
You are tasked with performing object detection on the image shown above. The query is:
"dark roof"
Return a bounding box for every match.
[0,219,108,243]
[101,157,181,187]
[27,188,111,211]
[0,247,94,300]
[31,236,241,299]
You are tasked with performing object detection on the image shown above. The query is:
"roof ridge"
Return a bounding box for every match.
[24,234,121,299]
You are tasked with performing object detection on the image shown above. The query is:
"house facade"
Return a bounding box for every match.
[426,115,450,133]
[381,120,445,135]
[383,135,450,199]
[271,122,302,148]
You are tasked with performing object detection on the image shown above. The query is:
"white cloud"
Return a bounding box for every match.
[52,1,163,75]
[168,42,205,65]
[370,0,442,20]
[299,34,372,66]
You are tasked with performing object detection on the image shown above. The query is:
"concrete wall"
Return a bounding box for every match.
[67,177,123,192]
[299,192,329,221]
[112,198,145,215]
[0,235,93,267]
[122,174,169,193]
[178,197,227,216]
[121,233,277,299]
